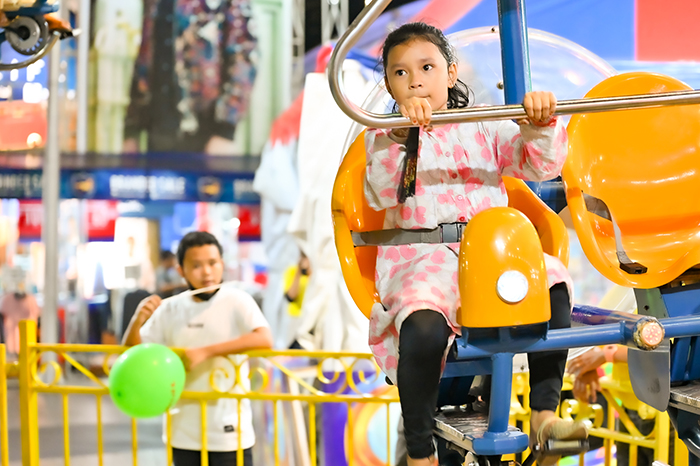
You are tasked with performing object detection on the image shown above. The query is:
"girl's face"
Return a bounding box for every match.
[384,38,458,111]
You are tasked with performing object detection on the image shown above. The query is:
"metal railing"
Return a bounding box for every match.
[15,320,401,466]
[327,0,700,128]
[560,375,670,466]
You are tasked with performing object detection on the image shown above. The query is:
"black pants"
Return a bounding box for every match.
[397,283,571,460]
[172,447,253,466]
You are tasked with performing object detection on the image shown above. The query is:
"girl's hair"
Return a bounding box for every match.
[381,22,471,110]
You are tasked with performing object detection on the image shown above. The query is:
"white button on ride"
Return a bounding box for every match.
[496,270,529,304]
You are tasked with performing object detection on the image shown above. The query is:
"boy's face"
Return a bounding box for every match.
[178,244,224,289]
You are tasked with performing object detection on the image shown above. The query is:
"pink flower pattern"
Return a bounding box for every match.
[363,119,571,383]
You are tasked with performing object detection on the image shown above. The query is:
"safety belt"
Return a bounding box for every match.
[352,222,468,247]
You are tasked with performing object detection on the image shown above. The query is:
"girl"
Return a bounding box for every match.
[364,22,587,466]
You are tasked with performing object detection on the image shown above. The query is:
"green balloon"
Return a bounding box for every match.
[109,343,186,418]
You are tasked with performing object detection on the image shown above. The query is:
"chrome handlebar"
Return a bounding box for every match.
[328,0,700,128]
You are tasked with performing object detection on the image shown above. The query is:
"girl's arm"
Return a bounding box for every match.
[488,91,567,182]
[364,128,409,210]
[489,117,568,182]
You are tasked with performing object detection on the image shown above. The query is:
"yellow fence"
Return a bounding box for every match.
[14,320,402,466]
[511,372,691,466]
[1,343,9,466]
[0,320,690,465]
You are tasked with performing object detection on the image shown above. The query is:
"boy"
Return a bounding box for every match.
[155,250,186,298]
[122,231,272,466]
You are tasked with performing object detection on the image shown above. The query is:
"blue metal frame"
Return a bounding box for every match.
[454,313,700,361]
[572,304,653,325]
[497,0,531,105]
[441,309,700,456]
[659,286,700,383]
[496,0,551,201]
[488,351,514,433]
[476,351,529,455]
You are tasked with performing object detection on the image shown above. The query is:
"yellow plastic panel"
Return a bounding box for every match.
[458,207,550,328]
[503,176,569,267]
[332,131,385,318]
[564,72,700,288]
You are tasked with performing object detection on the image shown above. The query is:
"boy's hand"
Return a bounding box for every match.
[567,347,606,376]
[520,91,557,126]
[573,370,601,404]
[398,97,433,128]
[134,295,162,325]
[183,347,209,371]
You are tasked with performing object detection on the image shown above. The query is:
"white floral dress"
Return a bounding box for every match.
[364,118,572,383]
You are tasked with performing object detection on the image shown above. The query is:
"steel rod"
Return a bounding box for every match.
[0,34,59,71]
[328,0,700,128]
[76,0,92,154]
[42,29,61,353]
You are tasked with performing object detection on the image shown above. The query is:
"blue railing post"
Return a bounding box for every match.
[497,0,531,105]
[488,352,514,433]
[498,0,547,197]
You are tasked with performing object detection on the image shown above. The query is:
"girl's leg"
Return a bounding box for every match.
[528,283,587,455]
[398,309,452,463]
[528,282,570,415]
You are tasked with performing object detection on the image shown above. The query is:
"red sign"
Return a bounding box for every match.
[18,200,118,241]
[18,200,43,240]
[87,200,118,241]
[238,205,261,240]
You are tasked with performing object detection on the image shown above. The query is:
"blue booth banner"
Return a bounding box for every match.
[0,168,260,204]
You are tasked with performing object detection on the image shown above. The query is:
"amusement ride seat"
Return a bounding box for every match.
[564,72,700,289]
[332,130,570,321]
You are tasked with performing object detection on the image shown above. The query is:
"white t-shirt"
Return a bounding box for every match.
[140,285,269,451]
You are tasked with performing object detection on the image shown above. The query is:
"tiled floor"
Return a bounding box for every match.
[5,376,168,466]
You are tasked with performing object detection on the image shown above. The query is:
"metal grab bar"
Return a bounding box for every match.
[328,0,700,128]
[0,33,59,71]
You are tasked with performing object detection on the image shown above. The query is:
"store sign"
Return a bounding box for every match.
[0,168,260,204]
[0,171,43,199]
[107,174,187,200]
[232,178,260,204]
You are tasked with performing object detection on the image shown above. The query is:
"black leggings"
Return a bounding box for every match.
[172,447,253,466]
[397,283,571,459]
